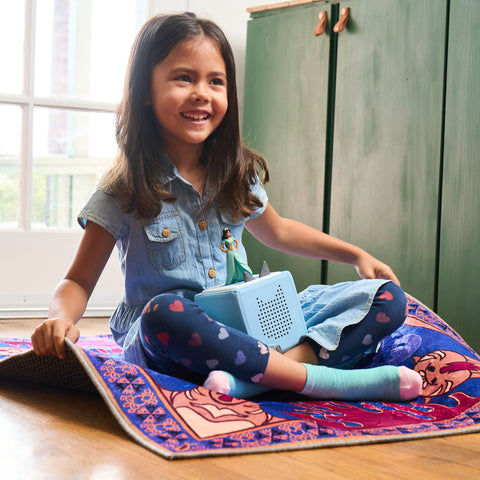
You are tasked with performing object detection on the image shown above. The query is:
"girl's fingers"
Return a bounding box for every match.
[377,267,401,286]
[31,319,73,359]
[66,325,80,343]
[31,327,47,356]
[53,322,67,359]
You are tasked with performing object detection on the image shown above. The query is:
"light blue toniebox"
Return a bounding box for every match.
[194,271,307,353]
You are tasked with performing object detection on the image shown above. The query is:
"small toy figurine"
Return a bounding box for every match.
[221,227,254,284]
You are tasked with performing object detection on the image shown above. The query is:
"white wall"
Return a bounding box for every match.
[0,0,281,318]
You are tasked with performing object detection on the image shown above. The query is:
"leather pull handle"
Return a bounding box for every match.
[314,10,327,36]
[333,7,350,33]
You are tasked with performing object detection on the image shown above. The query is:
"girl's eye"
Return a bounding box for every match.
[210,78,225,86]
[175,74,191,82]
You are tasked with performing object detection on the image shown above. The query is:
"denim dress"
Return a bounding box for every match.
[78,151,387,368]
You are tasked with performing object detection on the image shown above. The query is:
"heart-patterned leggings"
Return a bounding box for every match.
[138,282,406,385]
[139,294,271,385]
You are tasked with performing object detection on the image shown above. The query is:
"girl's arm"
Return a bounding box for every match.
[245,202,400,285]
[31,221,116,359]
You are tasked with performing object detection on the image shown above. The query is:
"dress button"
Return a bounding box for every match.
[162,228,171,238]
[208,268,216,278]
[198,220,207,231]
[231,215,238,222]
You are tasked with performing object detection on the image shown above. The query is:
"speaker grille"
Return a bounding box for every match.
[256,285,293,340]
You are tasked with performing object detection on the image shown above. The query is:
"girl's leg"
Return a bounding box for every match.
[140,293,420,401]
[206,346,421,401]
[206,282,421,400]
[310,282,407,368]
[139,293,271,384]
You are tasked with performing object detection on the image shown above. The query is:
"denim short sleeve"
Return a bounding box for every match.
[77,188,130,240]
[249,176,268,219]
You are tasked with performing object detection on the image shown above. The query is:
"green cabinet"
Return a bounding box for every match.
[243,0,479,350]
[437,0,480,351]
[328,0,446,309]
[243,3,332,290]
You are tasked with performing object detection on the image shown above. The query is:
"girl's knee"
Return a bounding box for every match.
[375,281,406,302]
[140,293,207,331]
[375,281,407,327]
[143,293,181,313]
[141,293,182,331]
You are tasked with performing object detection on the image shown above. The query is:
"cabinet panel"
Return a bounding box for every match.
[438,0,480,352]
[243,4,331,290]
[328,0,447,307]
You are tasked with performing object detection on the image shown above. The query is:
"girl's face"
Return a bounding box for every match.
[149,35,228,161]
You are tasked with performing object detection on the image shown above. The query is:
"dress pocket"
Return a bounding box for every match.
[219,210,244,240]
[144,212,186,270]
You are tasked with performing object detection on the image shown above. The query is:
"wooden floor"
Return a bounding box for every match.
[1,318,480,480]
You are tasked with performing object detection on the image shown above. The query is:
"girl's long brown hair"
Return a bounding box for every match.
[101,12,268,220]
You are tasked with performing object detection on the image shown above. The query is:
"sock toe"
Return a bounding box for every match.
[398,366,422,401]
[203,371,231,394]
[203,370,270,398]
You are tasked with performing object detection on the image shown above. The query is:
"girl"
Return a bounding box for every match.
[31,13,421,402]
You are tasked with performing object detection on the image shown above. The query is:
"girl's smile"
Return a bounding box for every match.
[149,35,228,163]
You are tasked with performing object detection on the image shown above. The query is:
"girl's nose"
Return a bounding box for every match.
[191,85,209,103]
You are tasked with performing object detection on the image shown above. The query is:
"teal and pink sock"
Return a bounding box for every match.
[204,365,422,401]
[299,364,422,401]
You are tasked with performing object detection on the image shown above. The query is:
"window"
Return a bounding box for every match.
[0,0,147,230]
[0,0,226,315]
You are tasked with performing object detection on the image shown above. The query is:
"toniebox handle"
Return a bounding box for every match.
[314,10,327,36]
[333,7,350,33]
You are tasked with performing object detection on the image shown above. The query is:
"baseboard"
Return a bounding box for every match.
[0,294,118,318]
[0,306,115,318]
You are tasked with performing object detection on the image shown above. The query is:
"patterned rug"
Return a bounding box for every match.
[1,295,480,459]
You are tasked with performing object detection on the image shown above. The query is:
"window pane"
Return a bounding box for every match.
[32,107,116,229]
[35,0,147,103]
[0,1,25,94]
[0,105,22,227]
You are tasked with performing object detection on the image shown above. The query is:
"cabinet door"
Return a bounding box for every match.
[328,0,447,307]
[243,4,331,291]
[438,0,480,352]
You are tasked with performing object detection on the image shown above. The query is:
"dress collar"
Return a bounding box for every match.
[158,148,211,198]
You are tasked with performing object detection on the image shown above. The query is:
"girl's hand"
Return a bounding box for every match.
[31,318,80,360]
[354,251,400,286]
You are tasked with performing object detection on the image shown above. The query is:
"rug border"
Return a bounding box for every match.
[64,339,480,460]
[64,338,182,460]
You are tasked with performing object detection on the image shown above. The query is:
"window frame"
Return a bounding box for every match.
[0,0,241,316]
[0,0,161,316]
[0,0,123,232]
